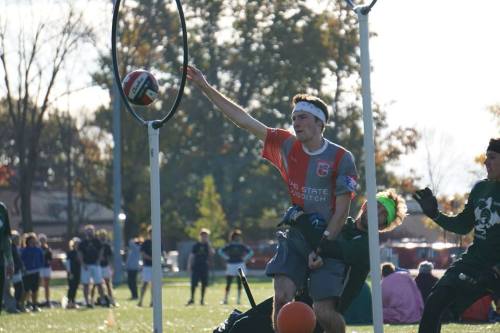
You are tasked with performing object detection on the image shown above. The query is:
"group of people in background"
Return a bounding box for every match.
[70,224,114,309]
[0,219,117,312]
[9,230,53,312]
[384,259,500,325]
[345,260,500,326]
[0,209,254,314]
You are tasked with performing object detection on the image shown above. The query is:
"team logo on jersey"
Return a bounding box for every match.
[316,160,331,177]
[345,175,357,192]
[474,197,500,239]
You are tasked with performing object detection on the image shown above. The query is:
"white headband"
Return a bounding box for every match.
[292,101,326,123]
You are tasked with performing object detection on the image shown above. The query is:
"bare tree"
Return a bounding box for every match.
[420,129,462,194]
[0,5,94,232]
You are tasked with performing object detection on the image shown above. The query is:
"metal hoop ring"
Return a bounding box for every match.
[111,0,189,128]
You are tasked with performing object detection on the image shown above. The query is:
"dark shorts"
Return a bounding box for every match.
[191,269,209,287]
[266,228,348,301]
[433,262,490,313]
[23,272,40,293]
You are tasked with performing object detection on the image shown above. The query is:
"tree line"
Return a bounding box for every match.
[0,0,419,249]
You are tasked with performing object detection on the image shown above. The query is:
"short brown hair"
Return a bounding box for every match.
[381,262,396,277]
[199,228,210,235]
[229,228,242,241]
[97,228,108,239]
[292,94,329,124]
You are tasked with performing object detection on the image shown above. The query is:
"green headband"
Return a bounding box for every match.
[376,195,397,226]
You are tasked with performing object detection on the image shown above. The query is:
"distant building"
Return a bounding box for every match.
[381,240,465,269]
[0,189,114,245]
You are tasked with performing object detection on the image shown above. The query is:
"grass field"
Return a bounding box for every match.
[0,277,498,332]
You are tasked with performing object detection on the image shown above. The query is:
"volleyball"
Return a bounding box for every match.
[122,69,159,106]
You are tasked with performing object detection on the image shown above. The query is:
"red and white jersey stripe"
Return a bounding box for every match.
[262,128,358,221]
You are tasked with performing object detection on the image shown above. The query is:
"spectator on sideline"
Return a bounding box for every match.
[186,228,214,306]
[66,237,81,309]
[20,233,44,312]
[38,233,52,307]
[78,224,107,308]
[381,262,424,324]
[218,229,253,305]
[10,230,25,312]
[126,237,142,300]
[138,227,153,307]
[489,293,500,322]
[93,229,114,306]
[414,261,439,302]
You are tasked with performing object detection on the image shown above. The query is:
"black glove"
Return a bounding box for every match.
[278,205,304,227]
[477,267,500,292]
[412,187,439,219]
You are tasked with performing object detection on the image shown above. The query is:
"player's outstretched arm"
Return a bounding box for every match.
[186,65,268,141]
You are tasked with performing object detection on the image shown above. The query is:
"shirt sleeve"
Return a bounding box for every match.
[433,186,476,235]
[243,245,254,261]
[218,245,229,259]
[262,128,293,175]
[338,236,369,267]
[335,150,358,196]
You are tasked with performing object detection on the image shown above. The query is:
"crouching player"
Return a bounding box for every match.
[305,189,407,314]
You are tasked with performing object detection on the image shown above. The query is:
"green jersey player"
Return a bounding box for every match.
[415,137,500,333]
[0,202,13,314]
[309,189,408,313]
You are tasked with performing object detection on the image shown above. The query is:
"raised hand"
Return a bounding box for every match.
[185,65,209,90]
[412,187,439,219]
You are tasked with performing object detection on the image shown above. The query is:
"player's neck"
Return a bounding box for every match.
[302,136,325,154]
